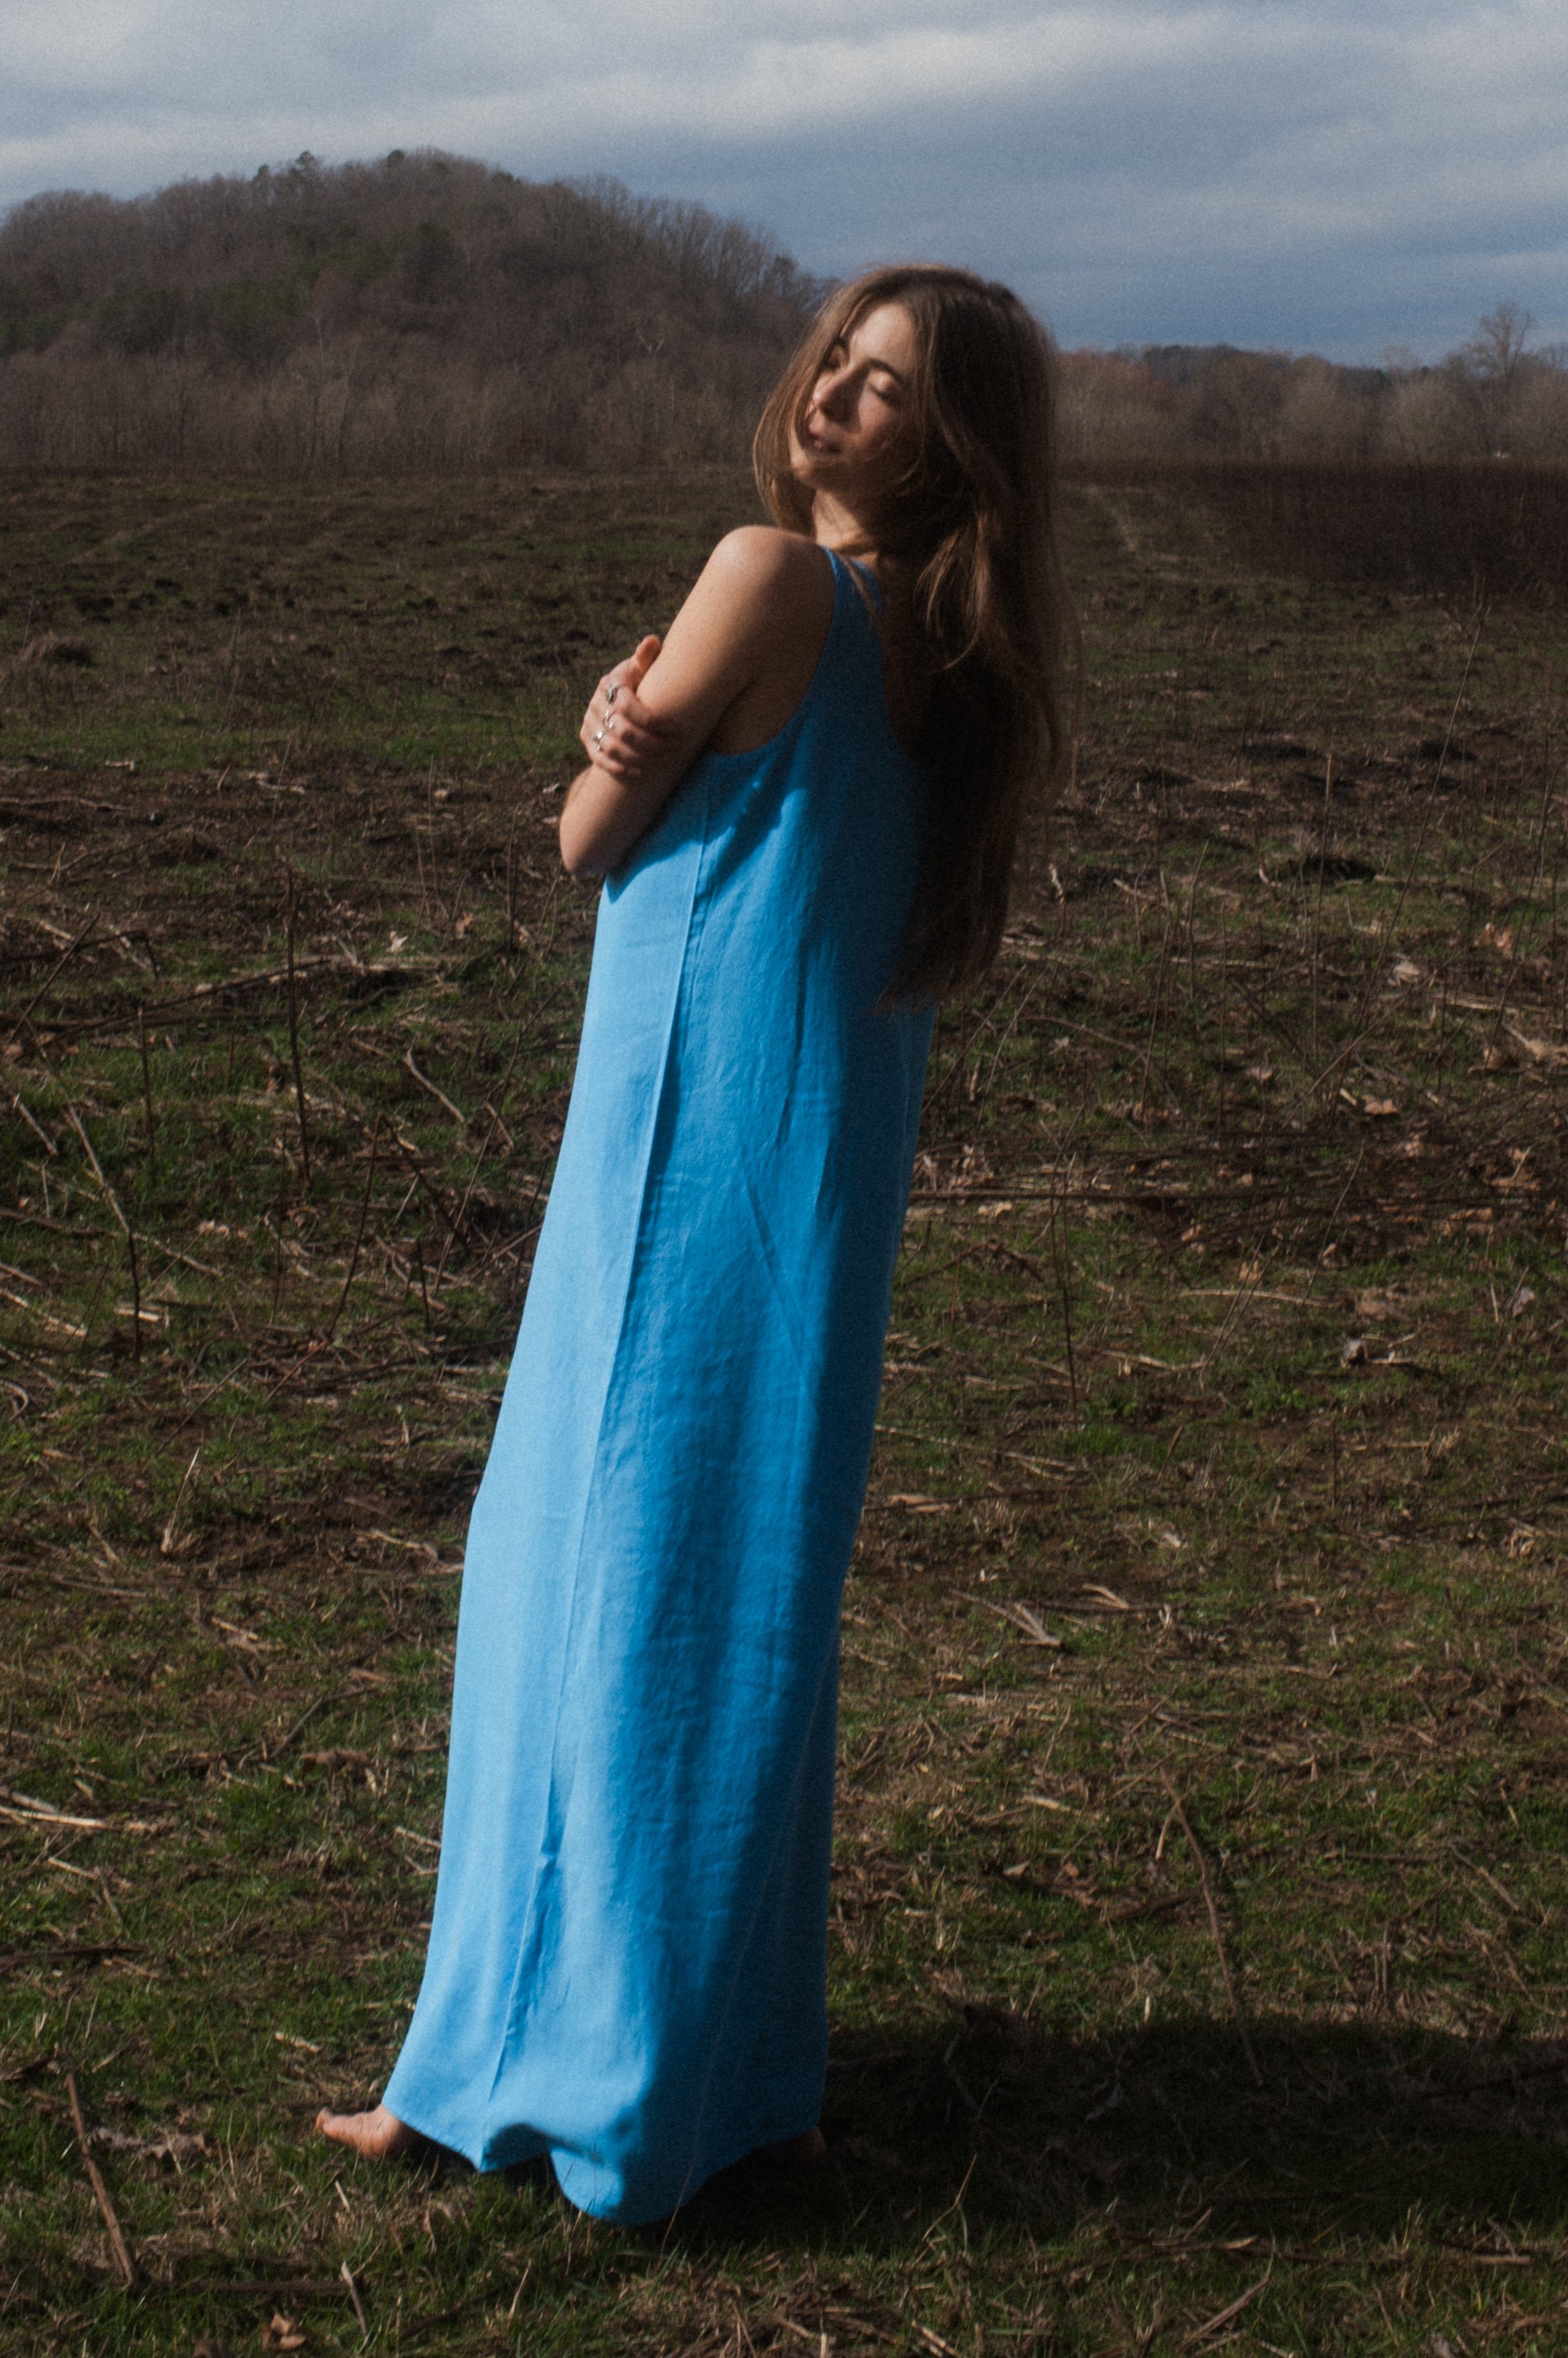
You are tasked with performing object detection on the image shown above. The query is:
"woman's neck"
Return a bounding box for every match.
[809,488,882,563]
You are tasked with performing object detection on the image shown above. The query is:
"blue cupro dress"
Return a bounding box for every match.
[383,550,933,2223]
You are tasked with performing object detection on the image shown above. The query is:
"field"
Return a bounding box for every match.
[3,465,1568,2355]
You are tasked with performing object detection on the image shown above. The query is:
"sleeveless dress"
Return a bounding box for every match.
[383,550,933,2223]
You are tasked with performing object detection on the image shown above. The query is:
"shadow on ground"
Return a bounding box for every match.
[664,2012,1568,2251]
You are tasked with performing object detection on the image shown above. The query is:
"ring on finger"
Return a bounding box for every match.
[605,683,620,709]
[592,726,605,747]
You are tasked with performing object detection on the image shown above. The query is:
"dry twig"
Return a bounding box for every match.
[64,2065,138,2288]
[403,1049,468,1129]
[285,875,312,1190]
[340,2260,369,2341]
[2,908,97,1043]
[327,1117,381,1344]
[1159,1773,1264,2088]
[1179,2270,1271,2349]
[159,1444,201,1556]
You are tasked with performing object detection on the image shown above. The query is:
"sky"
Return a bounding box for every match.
[4,0,1567,363]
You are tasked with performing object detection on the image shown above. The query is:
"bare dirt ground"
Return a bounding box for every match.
[3,469,1568,2354]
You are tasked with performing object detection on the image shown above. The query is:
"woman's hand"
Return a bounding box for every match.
[579,636,678,786]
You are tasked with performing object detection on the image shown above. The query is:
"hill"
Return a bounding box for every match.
[0,150,825,471]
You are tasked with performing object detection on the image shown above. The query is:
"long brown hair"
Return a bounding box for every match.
[754,265,1073,1000]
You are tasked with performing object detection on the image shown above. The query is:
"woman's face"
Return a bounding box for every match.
[790,300,921,506]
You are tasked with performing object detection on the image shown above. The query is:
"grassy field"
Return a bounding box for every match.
[3,465,1568,2356]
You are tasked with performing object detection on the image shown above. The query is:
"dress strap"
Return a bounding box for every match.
[831,549,884,623]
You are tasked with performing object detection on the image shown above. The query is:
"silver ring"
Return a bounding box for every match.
[605,683,620,709]
[592,726,605,747]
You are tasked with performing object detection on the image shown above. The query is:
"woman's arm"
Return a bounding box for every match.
[560,528,833,877]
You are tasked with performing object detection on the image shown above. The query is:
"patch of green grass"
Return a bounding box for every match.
[3,471,1568,2353]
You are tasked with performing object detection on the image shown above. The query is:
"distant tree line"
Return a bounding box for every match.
[3,148,1563,475]
[0,150,826,471]
[1058,305,1568,465]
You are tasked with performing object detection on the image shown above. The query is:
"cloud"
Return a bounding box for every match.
[3,0,1567,358]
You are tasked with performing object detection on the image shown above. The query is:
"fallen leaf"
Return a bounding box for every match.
[89,2125,209,2166]
[1506,1026,1565,1065]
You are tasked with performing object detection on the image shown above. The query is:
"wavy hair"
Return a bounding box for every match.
[754,264,1073,1000]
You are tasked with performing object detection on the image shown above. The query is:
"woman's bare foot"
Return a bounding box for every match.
[315,2102,419,2160]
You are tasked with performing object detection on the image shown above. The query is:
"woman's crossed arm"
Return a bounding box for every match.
[559,528,833,876]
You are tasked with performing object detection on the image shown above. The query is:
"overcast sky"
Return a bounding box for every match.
[5,0,1566,361]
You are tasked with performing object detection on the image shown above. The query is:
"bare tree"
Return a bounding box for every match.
[1457,301,1536,453]
[1465,301,1535,388]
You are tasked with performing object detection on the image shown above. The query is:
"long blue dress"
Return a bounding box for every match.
[383,549,933,2222]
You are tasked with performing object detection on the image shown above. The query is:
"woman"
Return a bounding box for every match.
[320,265,1069,2222]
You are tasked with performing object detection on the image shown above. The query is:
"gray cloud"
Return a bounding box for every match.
[3,0,1565,359]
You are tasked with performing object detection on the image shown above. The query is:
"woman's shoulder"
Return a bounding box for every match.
[667,528,840,762]
[701,526,836,619]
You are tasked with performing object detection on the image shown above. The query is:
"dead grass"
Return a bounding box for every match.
[2,470,1568,2354]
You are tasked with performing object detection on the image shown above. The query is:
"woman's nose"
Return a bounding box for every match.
[814,369,853,418]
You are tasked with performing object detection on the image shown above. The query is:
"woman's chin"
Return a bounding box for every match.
[788,434,838,485]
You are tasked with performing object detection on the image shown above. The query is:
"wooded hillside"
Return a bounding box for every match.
[2,149,1563,473]
[0,150,825,470]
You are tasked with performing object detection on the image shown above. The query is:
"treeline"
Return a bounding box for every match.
[1059,306,1568,464]
[4,148,1564,477]
[0,150,826,471]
